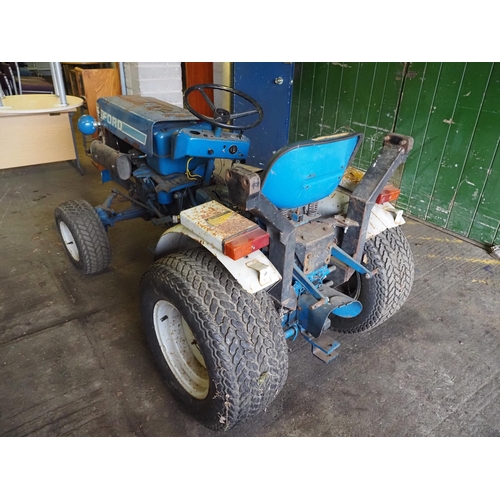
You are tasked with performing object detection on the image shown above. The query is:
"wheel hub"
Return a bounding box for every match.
[153,300,209,400]
[58,221,80,261]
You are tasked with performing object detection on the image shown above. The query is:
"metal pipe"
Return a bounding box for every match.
[90,140,132,180]
[15,63,22,94]
[284,325,300,340]
[7,66,18,95]
[118,62,127,95]
[49,62,59,96]
[52,62,67,106]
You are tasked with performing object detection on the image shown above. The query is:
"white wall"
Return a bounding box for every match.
[122,62,233,110]
[123,62,183,107]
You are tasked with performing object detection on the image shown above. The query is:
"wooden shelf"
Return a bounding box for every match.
[72,67,122,119]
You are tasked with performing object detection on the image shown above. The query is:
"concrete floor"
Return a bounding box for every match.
[1,137,500,437]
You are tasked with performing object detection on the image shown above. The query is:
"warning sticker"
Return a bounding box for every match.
[207,211,234,226]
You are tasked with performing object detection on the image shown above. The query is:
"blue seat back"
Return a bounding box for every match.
[261,133,362,210]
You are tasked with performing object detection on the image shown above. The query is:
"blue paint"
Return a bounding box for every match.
[77,91,370,360]
[284,324,301,340]
[233,63,294,167]
[97,95,250,178]
[330,243,372,277]
[101,170,112,183]
[292,264,362,335]
[330,301,363,318]
[157,191,172,205]
[297,293,334,338]
[77,114,98,135]
[293,265,324,301]
[261,134,361,210]
[172,129,250,160]
[95,205,147,228]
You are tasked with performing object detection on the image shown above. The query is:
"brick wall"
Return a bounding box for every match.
[123,62,183,106]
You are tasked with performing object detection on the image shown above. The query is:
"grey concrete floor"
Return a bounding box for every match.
[1,136,500,437]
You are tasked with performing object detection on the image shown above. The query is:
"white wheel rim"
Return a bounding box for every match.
[153,300,209,400]
[59,221,80,261]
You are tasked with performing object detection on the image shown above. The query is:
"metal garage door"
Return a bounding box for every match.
[290,62,500,246]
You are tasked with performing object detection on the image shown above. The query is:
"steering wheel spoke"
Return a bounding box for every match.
[184,84,263,131]
[230,109,259,120]
[198,88,217,111]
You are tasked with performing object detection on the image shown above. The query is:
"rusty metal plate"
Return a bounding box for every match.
[180,201,257,252]
[104,95,196,122]
[295,221,336,274]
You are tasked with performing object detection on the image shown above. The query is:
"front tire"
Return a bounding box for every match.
[140,247,288,431]
[330,226,414,334]
[54,200,111,275]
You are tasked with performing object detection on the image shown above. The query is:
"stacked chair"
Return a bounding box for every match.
[0,62,54,95]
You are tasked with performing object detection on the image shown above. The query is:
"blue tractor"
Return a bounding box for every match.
[55,84,415,430]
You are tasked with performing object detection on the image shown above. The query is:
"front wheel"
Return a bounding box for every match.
[330,226,414,334]
[54,200,111,275]
[140,247,288,431]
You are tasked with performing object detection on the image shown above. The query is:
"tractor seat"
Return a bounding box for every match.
[261,132,362,210]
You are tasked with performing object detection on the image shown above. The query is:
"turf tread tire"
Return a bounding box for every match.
[140,247,288,431]
[54,200,111,275]
[378,226,414,321]
[330,226,414,334]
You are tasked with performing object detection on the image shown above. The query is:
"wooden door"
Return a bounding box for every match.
[183,62,214,115]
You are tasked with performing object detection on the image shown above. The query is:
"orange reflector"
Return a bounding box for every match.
[376,184,401,204]
[223,227,270,260]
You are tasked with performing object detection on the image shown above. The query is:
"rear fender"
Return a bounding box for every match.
[318,164,406,240]
[319,192,405,240]
[366,202,405,240]
[154,224,282,294]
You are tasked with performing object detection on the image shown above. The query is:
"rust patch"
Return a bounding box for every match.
[343,166,365,184]
[118,95,195,121]
[181,201,256,244]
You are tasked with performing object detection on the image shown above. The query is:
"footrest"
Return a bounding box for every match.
[303,334,340,364]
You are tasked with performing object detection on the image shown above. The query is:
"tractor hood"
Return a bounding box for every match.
[96,95,202,156]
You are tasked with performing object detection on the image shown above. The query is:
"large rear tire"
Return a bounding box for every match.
[139,247,288,431]
[54,200,111,275]
[330,226,414,334]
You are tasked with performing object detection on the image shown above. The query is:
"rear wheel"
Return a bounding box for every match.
[140,247,288,431]
[54,200,111,275]
[330,226,414,334]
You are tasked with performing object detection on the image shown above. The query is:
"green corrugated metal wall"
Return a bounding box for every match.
[290,62,500,246]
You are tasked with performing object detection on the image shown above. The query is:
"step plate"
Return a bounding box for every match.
[303,334,341,364]
[312,346,340,364]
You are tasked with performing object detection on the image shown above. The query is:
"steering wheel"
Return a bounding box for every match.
[184,83,264,131]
